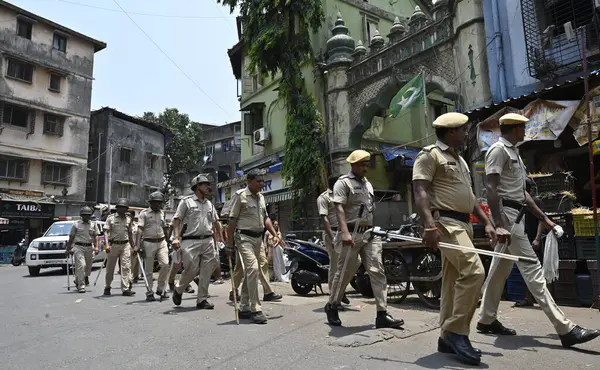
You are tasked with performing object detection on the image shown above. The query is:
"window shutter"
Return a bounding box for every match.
[242,57,253,94]
[243,113,253,135]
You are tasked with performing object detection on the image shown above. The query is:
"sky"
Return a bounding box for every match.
[7,0,241,125]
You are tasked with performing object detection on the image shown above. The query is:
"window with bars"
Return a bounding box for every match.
[146,152,157,169]
[43,163,70,185]
[43,114,64,136]
[118,183,131,198]
[6,59,33,82]
[2,104,30,129]
[0,157,28,181]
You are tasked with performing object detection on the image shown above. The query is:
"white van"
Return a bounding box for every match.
[25,220,106,276]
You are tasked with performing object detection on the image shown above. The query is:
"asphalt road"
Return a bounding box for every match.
[1,264,599,370]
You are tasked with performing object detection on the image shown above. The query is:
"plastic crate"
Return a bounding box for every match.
[573,213,598,236]
[532,172,574,194]
[574,237,600,260]
[541,197,573,214]
[0,247,15,265]
[506,265,525,302]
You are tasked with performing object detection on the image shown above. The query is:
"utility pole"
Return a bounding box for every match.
[107,141,114,211]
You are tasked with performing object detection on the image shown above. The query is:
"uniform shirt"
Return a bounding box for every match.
[105,213,132,241]
[70,220,98,245]
[412,140,476,215]
[332,171,375,226]
[317,190,339,228]
[131,222,139,242]
[485,137,527,203]
[138,208,166,239]
[229,187,267,232]
[174,195,218,237]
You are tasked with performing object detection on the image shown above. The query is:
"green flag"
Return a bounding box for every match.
[388,72,425,118]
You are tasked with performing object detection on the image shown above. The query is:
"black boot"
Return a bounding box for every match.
[196,300,215,310]
[251,311,268,324]
[375,311,404,329]
[122,290,136,297]
[169,282,175,292]
[172,288,182,306]
[325,303,341,326]
[341,294,350,305]
[559,325,600,348]
[263,292,282,301]
[84,277,89,286]
[103,287,111,296]
[146,292,156,302]
[438,337,481,355]
[441,332,481,365]
[185,285,195,294]
[476,320,516,335]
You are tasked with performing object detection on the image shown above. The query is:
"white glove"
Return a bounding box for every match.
[552,225,564,239]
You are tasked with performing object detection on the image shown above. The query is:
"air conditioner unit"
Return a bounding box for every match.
[253,128,269,146]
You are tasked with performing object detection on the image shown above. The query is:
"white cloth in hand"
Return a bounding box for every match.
[543,227,562,284]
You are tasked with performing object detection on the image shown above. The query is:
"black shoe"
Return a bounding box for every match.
[335,303,345,311]
[172,288,182,306]
[476,320,516,335]
[229,290,239,302]
[263,292,282,301]
[185,285,195,294]
[122,290,136,297]
[196,300,215,310]
[513,299,534,307]
[325,303,341,326]
[238,310,252,319]
[441,332,481,365]
[85,277,89,286]
[169,283,175,292]
[251,311,268,324]
[103,288,111,296]
[341,294,350,305]
[438,337,481,355]
[375,311,404,329]
[146,292,156,302]
[156,290,169,299]
[559,325,600,348]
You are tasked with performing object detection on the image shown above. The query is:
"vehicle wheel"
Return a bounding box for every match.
[382,250,410,304]
[355,265,374,298]
[412,251,442,309]
[291,275,314,296]
[28,266,41,277]
[11,259,22,267]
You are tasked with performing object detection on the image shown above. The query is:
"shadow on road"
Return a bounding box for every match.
[327,323,374,338]
[492,334,600,355]
[359,353,491,369]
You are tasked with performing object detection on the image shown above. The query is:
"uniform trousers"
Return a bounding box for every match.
[232,241,273,294]
[105,243,132,292]
[175,238,215,303]
[323,231,361,292]
[236,233,266,312]
[437,217,485,336]
[480,207,574,335]
[73,245,93,289]
[143,240,169,293]
[328,233,387,311]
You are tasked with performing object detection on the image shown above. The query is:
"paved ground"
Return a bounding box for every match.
[1,263,599,369]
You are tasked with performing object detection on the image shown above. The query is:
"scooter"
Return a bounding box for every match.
[284,234,330,296]
[11,239,27,267]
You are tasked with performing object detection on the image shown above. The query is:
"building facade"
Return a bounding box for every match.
[0,0,105,244]
[87,108,167,208]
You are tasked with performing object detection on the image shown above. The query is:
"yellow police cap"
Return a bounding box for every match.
[499,113,529,126]
[346,150,371,164]
[432,112,469,128]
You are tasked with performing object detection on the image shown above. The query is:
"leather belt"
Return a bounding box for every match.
[434,210,471,223]
[109,240,129,245]
[502,199,525,211]
[74,242,92,247]
[346,224,372,233]
[143,237,165,242]
[182,235,212,240]
[238,229,264,238]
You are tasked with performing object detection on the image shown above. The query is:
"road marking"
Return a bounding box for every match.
[75,299,82,304]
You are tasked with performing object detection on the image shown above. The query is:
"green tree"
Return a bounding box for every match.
[141,109,204,197]
[217,0,326,218]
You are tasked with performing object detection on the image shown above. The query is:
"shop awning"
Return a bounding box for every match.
[143,184,161,189]
[116,180,138,186]
[264,190,294,204]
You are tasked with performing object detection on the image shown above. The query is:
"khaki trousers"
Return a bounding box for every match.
[143,240,169,293]
[105,243,132,292]
[437,218,485,336]
[480,207,574,335]
[236,234,264,312]
[175,238,216,303]
[232,242,272,294]
[168,258,180,284]
[131,254,140,280]
[324,232,361,292]
[73,245,93,289]
[328,234,387,311]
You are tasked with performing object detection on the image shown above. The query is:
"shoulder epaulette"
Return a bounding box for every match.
[422,144,437,153]
[235,188,245,195]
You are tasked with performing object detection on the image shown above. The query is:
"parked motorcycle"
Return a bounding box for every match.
[284,234,330,295]
[11,239,27,267]
[354,214,442,309]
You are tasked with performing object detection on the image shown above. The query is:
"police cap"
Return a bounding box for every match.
[432,112,469,128]
[80,206,94,215]
[149,191,165,202]
[346,150,371,164]
[116,198,129,208]
[499,113,528,126]
[191,174,211,191]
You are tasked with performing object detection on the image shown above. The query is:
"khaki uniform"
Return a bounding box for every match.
[480,137,573,335]
[138,208,169,293]
[413,140,485,336]
[173,195,218,303]
[231,243,273,293]
[70,220,98,290]
[229,187,269,313]
[104,213,133,292]
[327,172,388,311]
[130,222,140,280]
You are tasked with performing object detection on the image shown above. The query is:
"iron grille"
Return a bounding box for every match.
[521,0,600,80]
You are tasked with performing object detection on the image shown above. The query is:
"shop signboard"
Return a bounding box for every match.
[218,171,289,204]
[0,188,44,197]
[0,201,55,219]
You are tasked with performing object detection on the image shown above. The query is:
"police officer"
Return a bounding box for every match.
[226,169,282,324]
[317,176,355,308]
[171,174,222,309]
[413,112,497,365]
[103,198,136,297]
[228,241,282,302]
[325,150,403,329]
[129,212,141,284]
[135,191,170,302]
[480,113,600,348]
[66,206,99,293]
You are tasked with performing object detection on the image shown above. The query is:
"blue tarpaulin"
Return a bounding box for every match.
[380,145,421,166]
